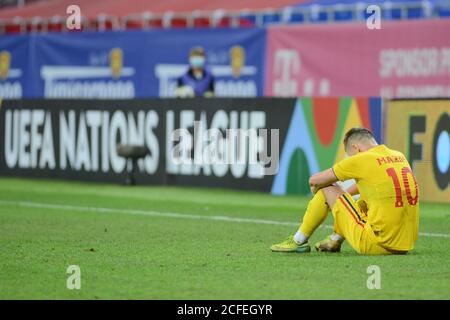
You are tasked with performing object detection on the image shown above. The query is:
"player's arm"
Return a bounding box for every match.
[309,168,338,194]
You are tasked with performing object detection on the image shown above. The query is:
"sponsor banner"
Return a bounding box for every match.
[160,98,290,191]
[265,19,450,99]
[0,98,290,191]
[0,35,30,99]
[0,29,265,99]
[0,97,382,193]
[34,33,143,99]
[385,99,450,203]
[0,99,165,184]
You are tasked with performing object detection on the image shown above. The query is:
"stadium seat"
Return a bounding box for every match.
[261,10,281,25]
[2,19,25,33]
[309,5,329,23]
[47,16,65,32]
[407,7,425,18]
[288,9,306,23]
[238,10,257,27]
[437,5,450,17]
[333,6,354,21]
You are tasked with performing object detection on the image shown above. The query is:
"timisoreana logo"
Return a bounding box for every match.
[0,50,23,99]
[155,46,257,97]
[110,48,122,79]
[230,45,245,78]
[41,48,135,99]
[0,50,10,79]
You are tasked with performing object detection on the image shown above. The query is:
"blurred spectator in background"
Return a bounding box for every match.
[175,46,215,98]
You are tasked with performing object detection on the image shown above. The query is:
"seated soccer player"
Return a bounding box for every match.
[271,127,420,255]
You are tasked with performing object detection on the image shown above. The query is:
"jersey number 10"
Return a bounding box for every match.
[386,167,419,207]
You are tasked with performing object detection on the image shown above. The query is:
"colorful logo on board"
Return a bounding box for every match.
[272,97,382,195]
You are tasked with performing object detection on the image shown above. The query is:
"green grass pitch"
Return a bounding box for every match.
[0,177,449,299]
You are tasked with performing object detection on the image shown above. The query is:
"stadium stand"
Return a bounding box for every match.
[0,0,449,33]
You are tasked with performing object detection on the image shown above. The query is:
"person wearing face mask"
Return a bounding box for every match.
[175,47,215,98]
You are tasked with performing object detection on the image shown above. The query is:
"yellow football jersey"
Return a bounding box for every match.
[333,144,420,251]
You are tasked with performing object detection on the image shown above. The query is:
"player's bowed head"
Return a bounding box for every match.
[308,127,378,194]
[343,127,378,157]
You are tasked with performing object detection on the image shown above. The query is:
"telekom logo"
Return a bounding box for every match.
[273,49,300,97]
[272,49,330,97]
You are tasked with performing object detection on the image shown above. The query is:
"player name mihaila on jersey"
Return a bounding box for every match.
[376,155,407,166]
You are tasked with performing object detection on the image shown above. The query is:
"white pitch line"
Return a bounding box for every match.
[0,200,449,239]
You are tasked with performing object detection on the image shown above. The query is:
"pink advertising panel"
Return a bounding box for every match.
[265,19,450,98]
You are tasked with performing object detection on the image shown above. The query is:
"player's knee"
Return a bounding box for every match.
[322,186,345,208]
[322,185,344,197]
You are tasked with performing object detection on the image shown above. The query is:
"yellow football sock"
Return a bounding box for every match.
[299,189,330,237]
